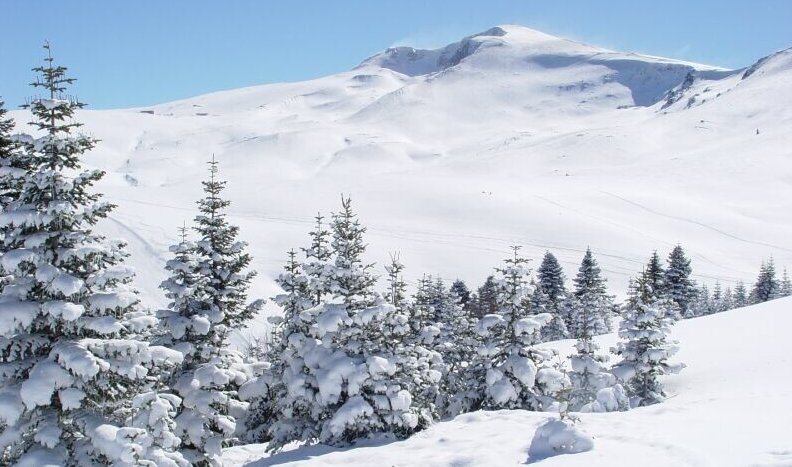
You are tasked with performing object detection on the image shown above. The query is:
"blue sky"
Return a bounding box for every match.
[2,0,790,109]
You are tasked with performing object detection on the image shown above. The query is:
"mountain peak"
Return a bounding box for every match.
[356,25,609,77]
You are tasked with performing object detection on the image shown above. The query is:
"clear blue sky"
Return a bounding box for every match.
[2,0,790,109]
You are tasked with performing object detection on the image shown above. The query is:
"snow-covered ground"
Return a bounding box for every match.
[9,25,791,316]
[223,297,792,467]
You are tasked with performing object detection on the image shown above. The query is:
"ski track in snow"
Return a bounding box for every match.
[600,191,792,254]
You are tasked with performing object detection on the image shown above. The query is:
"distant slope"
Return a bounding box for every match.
[8,25,791,311]
[224,297,792,466]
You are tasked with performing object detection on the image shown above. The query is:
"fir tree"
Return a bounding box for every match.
[733,281,748,308]
[474,247,567,411]
[269,197,430,450]
[470,275,498,318]
[720,286,734,312]
[664,245,697,317]
[780,268,791,297]
[192,157,262,333]
[384,253,407,308]
[0,44,182,465]
[0,98,26,292]
[612,276,684,406]
[642,251,666,301]
[243,249,311,443]
[750,259,780,304]
[0,98,27,211]
[567,291,628,413]
[537,251,567,308]
[568,248,613,338]
[711,281,723,313]
[301,213,332,305]
[159,160,263,466]
[450,279,471,310]
[429,277,478,417]
[529,283,568,342]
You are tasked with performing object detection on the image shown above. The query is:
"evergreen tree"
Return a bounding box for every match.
[474,247,567,411]
[567,291,628,413]
[733,281,748,308]
[0,44,182,465]
[301,213,332,305]
[642,251,666,301]
[664,245,697,317]
[529,284,568,342]
[450,279,471,310]
[269,197,431,450]
[711,281,723,313]
[689,284,712,317]
[470,275,498,318]
[780,268,791,297]
[384,253,407,308]
[430,277,478,417]
[242,250,309,443]
[750,259,780,304]
[536,251,567,308]
[568,248,613,338]
[0,98,26,292]
[0,98,27,211]
[327,196,377,309]
[612,276,684,406]
[720,286,734,312]
[159,160,263,466]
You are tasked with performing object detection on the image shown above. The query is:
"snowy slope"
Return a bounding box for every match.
[8,25,792,312]
[223,297,792,467]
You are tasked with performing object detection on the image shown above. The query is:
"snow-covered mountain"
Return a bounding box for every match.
[11,24,791,308]
[224,296,792,466]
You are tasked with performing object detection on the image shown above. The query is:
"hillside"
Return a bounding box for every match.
[223,297,792,466]
[8,25,792,311]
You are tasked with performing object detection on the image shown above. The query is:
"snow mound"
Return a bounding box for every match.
[527,418,594,462]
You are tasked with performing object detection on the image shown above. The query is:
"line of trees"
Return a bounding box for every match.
[0,46,788,466]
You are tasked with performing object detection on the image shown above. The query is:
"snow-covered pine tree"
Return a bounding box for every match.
[720,286,734,312]
[242,249,312,443]
[642,251,666,301]
[529,283,568,342]
[689,284,712,317]
[0,98,26,292]
[380,256,439,425]
[750,259,780,304]
[780,268,792,297]
[711,281,724,314]
[408,274,442,345]
[568,248,613,338]
[193,157,263,331]
[249,212,334,442]
[327,196,377,309]
[664,245,697,317]
[612,275,684,406]
[159,159,263,466]
[302,213,332,305]
[567,288,628,413]
[450,279,471,310]
[0,44,182,465]
[733,281,748,308]
[0,98,26,211]
[470,275,498,318]
[269,197,430,450]
[431,276,479,418]
[384,253,407,308]
[475,247,567,411]
[536,251,567,308]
